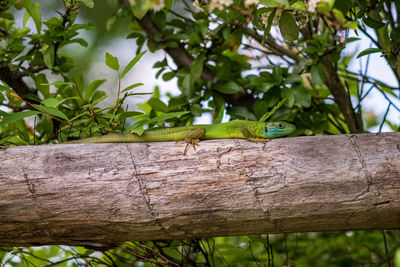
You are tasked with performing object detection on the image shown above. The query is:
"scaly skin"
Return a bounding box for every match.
[66,121,295,144]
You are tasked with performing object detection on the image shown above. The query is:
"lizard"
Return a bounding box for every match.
[66,120,296,154]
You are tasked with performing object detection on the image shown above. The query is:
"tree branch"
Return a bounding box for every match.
[137,12,256,111]
[320,55,364,133]
[0,66,37,97]
[1,133,400,247]
[239,25,300,61]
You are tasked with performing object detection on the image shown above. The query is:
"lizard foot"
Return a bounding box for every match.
[183,137,200,155]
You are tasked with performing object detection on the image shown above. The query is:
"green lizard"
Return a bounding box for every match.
[66,120,295,154]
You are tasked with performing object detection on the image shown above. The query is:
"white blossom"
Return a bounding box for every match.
[307,0,328,12]
[193,0,203,11]
[152,0,165,11]
[261,13,270,26]
[244,0,259,7]
[208,0,233,11]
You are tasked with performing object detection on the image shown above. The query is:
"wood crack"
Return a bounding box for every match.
[216,146,232,169]
[347,134,373,199]
[23,168,36,196]
[125,144,172,238]
[236,141,283,232]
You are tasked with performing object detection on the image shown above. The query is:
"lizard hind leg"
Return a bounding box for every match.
[183,128,206,155]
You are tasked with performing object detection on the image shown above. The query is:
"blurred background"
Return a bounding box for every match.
[12,0,400,129]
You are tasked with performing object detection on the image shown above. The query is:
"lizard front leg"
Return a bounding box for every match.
[183,128,206,155]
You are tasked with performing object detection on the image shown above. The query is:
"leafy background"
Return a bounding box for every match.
[1,0,400,265]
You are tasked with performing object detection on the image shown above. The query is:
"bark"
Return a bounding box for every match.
[320,55,364,133]
[1,133,400,247]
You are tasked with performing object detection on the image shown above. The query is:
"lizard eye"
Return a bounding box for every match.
[265,126,268,132]
[278,123,284,129]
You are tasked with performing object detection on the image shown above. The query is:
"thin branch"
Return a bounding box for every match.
[339,69,399,91]
[358,26,379,48]
[378,103,391,132]
[1,103,30,112]
[239,25,300,61]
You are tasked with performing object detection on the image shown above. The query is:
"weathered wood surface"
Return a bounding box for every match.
[1,133,400,247]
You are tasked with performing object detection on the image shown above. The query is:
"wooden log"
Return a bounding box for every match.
[1,133,399,247]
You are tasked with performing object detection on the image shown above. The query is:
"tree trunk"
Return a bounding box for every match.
[1,133,400,247]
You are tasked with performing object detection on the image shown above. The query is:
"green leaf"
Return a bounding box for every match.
[215,81,242,94]
[0,111,41,127]
[334,0,352,13]
[229,106,257,121]
[73,72,85,93]
[272,66,283,84]
[69,38,89,47]
[34,74,49,98]
[105,52,119,71]
[293,85,311,107]
[191,55,205,78]
[345,37,360,43]
[264,8,276,36]
[77,0,94,8]
[146,111,190,124]
[281,87,295,107]
[9,27,30,38]
[121,50,147,79]
[106,15,116,31]
[291,1,306,10]
[153,58,168,68]
[125,111,190,134]
[363,17,385,29]
[84,79,106,102]
[119,111,144,119]
[91,94,108,106]
[285,74,302,84]
[259,98,287,122]
[311,64,325,86]
[0,136,14,145]
[127,92,152,97]
[148,98,169,112]
[121,83,144,93]
[43,82,76,86]
[259,0,289,8]
[279,11,299,42]
[182,74,194,97]
[127,32,145,39]
[214,107,224,124]
[23,10,30,26]
[43,45,54,69]
[42,98,61,108]
[21,0,41,33]
[162,72,175,81]
[356,48,385,58]
[38,106,69,121]
[395,249,400,267]
[191,104,202,116]
[254,99,270,119]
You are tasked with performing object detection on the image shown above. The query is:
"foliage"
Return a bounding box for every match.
[1,0,400,265]
[2,231,400,266]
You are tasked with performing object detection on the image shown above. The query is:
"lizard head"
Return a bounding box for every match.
[262,121,296,138]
